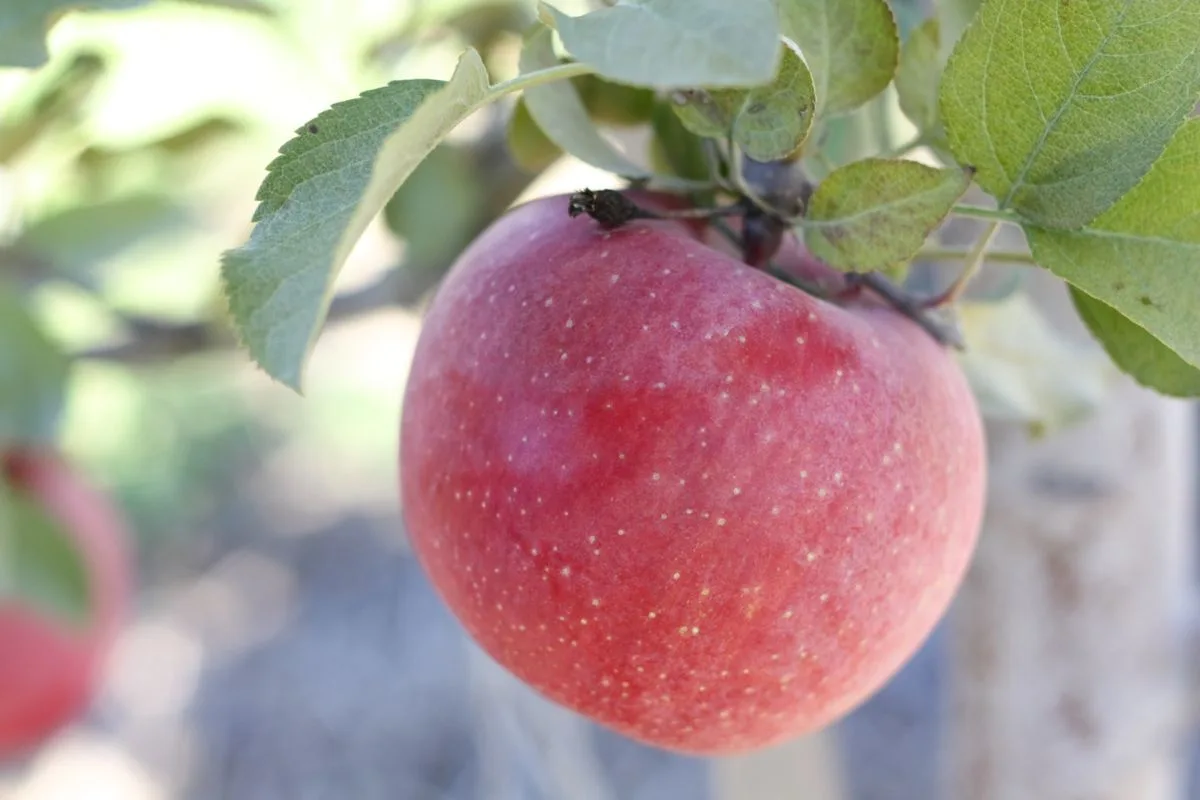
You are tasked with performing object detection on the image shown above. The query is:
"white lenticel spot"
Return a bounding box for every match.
[566,319,574,328]
[545,298,554,307]
[561,567,571,577]
[648,611,657,619]
[732,487,741,496]
[717,518,727,526]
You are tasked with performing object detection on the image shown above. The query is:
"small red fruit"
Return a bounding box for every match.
[399,193,985,754]
[0,449,132,759]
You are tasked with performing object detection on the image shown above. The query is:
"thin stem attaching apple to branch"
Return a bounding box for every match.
[928,220,1002,309]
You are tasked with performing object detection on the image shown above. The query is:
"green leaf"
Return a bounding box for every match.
[1025,118,1200,374]
[671,43,816,162]
[507,97,562,173]
[1071,287,1200,399]
[671,90,744,139]
[0,0,146,68]
[383,145,485,269]
[957,292,1113,437]
[895,17,941,134]
[541,0,782,90]
[777,0,899,117]
[220,50,491,391]
[649,101,712,183]
[518,25,649,179]
[728,44,816,161]
[0,284,70,449]
[17,194,191,285]
[940,0,1200,229]
[573,74,657,127]
[803,159,972,274]
[0,480,90,627]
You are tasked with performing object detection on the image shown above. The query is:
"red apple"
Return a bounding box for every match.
[399,192,985,754]
[0,449,132,759]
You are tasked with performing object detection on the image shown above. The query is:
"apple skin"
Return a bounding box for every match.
[399,192,985,754]
[0,449,132,760]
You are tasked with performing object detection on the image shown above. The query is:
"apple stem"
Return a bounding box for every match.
[926,220,1002,308]
[706,218,963,347]
[568,189,966,350]
[568,189,743,229]
[844,272,965,349]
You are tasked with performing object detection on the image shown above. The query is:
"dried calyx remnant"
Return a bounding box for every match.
[566,188,963,350]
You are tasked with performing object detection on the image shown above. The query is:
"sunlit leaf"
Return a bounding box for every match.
[803,159,971,275]
[729,44,815,161]
[777,0,899,117]
[1071,288,1200,399]
[672,43,816,161]
[940,0,1200,229]
[518,24,649,179]
[1026,118,1200,373]
[220,50,491,390]
[541,0,782,90]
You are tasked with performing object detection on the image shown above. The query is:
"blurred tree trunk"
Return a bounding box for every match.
[943,275,1197,800]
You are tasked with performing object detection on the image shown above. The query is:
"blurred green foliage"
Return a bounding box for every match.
[0,0,547,560]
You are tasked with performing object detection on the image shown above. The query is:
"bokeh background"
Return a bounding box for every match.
[2,1,1197,798]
